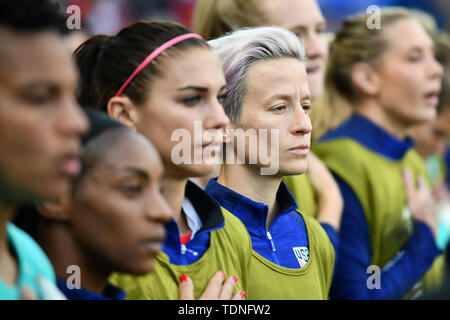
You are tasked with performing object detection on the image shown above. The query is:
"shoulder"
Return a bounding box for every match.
[299,212,335,260]
[7,223,56,283]
[219,207,252,253]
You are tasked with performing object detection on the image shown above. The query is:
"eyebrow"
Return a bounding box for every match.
[177,85,227,92]
[265,93,311,103]
[21,82,58,91]
[115,167,150,180]
[291,21,326,31]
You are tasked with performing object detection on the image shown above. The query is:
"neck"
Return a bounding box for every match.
[37,221,109,294]
[218,164,281,229]
[354,100,408,140]
[161,176,190,235]
[0,203,17,285]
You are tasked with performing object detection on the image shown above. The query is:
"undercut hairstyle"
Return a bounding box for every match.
[208,26,306,123]
[0,0,67,34]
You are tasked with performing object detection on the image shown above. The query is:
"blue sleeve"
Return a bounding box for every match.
[320,223,339,280]
[330,175,441,300]
[320,223,339,255]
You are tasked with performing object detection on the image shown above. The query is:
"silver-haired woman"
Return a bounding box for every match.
[205,26,335,299]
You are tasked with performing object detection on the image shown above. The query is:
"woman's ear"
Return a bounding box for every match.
[107,96,138,130]
[37,197,71,222]
[351,62,380,97]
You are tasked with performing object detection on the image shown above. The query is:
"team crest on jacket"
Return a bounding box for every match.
[292,246,309,268]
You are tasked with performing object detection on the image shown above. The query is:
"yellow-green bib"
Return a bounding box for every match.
[109,208,252,299]
[247,211,335,300]
[313,138,445,297]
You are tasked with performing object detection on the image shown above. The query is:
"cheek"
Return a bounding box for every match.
[138,104,198,158]
[0,108,57,181]
[72,191,131,239]
[382,66,422,101]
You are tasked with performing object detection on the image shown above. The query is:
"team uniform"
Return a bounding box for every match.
[283,174,317,217]
[313,113,445,299]
[206,179,335,300]
[109,181,251,299]
[0,223,56,299]
[56,279,126,300]
[283,174,339,251]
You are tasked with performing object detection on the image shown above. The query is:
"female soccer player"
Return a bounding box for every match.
[205,26,335,299]
[0,0,88,299]
[192,0,342,246]
[74,21,250,300]
[313,8,445,299]
[16,111,171,299]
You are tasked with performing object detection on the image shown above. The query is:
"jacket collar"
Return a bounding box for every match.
[205,178,297,233]
[321,113,414,160]
[56,278,126,300]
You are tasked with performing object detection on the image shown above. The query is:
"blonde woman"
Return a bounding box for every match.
[313,8,445,299]
[206,26,335,299]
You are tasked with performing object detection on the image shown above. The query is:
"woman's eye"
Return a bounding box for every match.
[408,54,423,62]
[302,104,311,112]
[316,27,326,34]
[271,105,286,112]
[23,93,50,105]
[217,93,227,105]
[119,184,143,194]
[180,96,201,106]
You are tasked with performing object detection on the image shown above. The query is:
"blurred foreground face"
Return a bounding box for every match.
[259,0,328,100]
[134,47,229,179]
[235,58,312,176]
[67,130,171,275]
[0,29,88,203]
[374,19,443,127]
[409,108,450,158]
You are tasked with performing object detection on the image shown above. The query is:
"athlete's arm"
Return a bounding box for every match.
[331,175,441,299]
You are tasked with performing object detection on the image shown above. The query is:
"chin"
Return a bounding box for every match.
[23,180,67,203]
[184,163,219,178]
[279,162,308,176]
[123,260,155,276]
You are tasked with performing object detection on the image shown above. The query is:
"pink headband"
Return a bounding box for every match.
[115,33,203,97]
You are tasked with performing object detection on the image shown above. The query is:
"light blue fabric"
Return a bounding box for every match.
[0,223,56,300]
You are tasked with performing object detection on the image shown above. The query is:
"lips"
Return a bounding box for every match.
[288,145,310,155]
[424,90,440,107]
[142,232,165,255]
[202,141,221,153]
[142,240,163,254]
[58,155,81,177]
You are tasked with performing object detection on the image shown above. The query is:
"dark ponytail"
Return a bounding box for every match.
[74,35,110,108]
[75,21,210,111]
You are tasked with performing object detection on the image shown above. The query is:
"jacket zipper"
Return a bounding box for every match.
[181,244,199,256]
[266,231,280,265]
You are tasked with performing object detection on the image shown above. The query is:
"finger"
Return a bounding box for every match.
[402,169,415,204]
[219,275,238,300]
[417,176,429,192]
[178,274,194,300]
[21,286,37,300]
[199,271,226,300]
[232,290,245,300]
